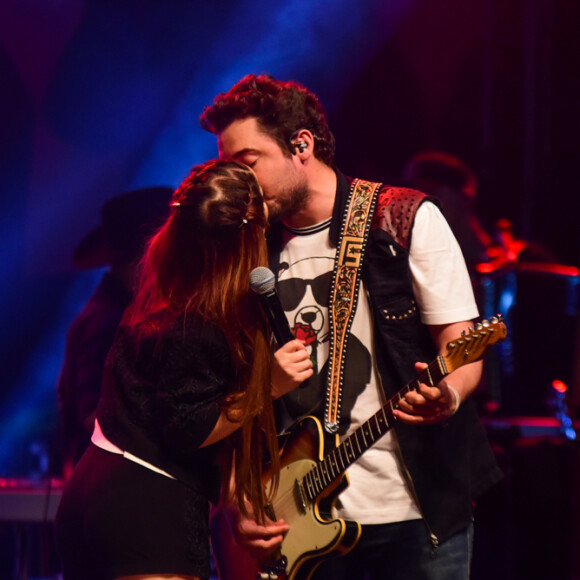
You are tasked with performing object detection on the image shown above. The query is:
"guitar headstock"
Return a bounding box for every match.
[443,315,507,372]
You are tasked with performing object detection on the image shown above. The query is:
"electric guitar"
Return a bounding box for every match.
[258,316,507,580]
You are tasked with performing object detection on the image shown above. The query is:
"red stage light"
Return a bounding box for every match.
[552,380,567,393]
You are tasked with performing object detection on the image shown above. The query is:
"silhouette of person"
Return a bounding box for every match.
[403,151,492,269]
[57,186,173,474]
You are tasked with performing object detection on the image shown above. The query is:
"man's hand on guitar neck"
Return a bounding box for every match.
[392,320,483,425]
[393,361,462,424]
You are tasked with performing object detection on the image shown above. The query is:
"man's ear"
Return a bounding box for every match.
[290,129,314,156]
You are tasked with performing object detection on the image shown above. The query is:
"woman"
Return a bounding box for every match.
[55,160,313,580]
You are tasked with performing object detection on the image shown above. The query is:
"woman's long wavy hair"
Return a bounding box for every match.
[127,159,279,519]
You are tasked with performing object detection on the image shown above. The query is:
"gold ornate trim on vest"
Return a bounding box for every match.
[325,179,381,433]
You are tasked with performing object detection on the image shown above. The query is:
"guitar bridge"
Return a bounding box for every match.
[294,478,308,513]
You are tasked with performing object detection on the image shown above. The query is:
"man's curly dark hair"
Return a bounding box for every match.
[200,74,335,166]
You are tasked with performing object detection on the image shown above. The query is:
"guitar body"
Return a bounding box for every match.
[262,416,361,580]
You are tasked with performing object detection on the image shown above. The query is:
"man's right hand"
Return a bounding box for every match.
[234,511,290,560]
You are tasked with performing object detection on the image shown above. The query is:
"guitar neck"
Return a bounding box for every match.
[302,355,448,501]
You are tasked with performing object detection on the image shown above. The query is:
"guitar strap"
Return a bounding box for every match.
[324,179,382,434]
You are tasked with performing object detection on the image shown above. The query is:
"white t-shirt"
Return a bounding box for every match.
[276,201,479,525]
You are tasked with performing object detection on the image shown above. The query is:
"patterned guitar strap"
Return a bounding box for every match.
[324,179,382,434]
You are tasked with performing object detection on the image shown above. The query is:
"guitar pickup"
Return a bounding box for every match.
[294,478,308,513]
[265,503,277,522]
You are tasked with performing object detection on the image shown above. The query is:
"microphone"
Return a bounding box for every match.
[249,266,295,347]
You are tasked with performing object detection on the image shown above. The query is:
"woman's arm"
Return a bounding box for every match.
[201,339,313,447]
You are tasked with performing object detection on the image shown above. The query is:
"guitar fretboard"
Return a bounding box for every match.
[302,356,447,501]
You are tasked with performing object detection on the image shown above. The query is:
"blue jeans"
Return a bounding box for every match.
[311,519,474,580]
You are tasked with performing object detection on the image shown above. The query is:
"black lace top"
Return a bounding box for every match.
[96,313,234,501]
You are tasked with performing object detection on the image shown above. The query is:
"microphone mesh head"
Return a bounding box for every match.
[249,266,276,295]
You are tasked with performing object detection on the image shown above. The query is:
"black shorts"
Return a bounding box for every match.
[55,444,211,580]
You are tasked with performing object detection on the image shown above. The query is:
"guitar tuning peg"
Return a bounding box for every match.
[475,323,483,331]
[482,319,490,327]
[461,330,466,336]
[468,326,474,333]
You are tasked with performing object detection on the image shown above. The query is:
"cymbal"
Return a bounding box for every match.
[474,260,579,278]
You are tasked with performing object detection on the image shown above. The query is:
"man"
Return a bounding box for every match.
[201,75,502,579]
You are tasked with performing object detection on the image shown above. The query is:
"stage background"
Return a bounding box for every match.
[1,1,579,578]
